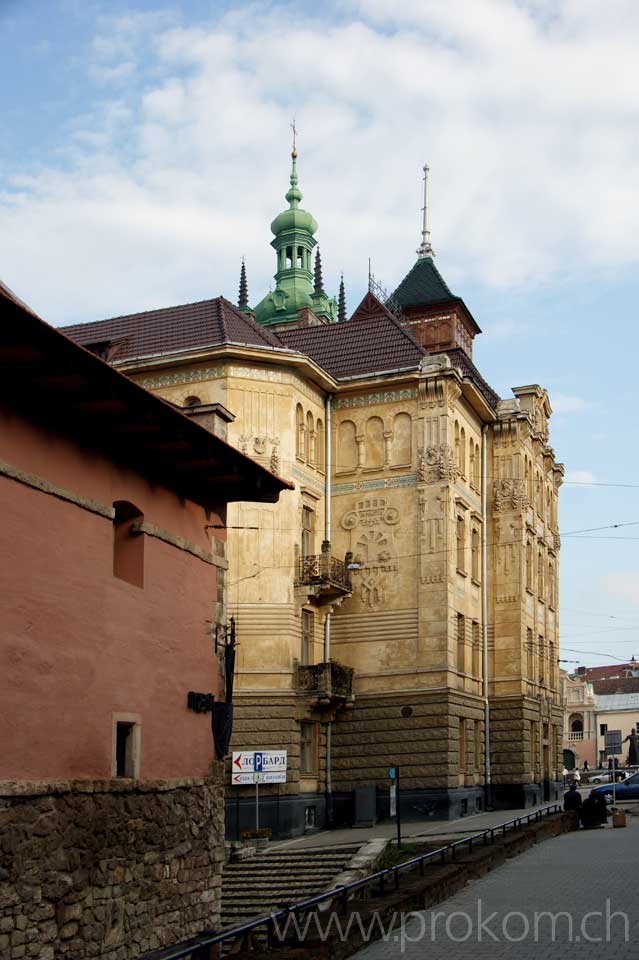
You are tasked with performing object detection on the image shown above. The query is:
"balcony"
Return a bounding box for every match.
[568,732,584,741]
[296,551,353,602]
[295,660,354,709]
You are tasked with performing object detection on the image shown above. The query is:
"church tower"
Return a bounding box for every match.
[253,144,337,328]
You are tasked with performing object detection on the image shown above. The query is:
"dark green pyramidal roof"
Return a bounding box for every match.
[391,257,455,309]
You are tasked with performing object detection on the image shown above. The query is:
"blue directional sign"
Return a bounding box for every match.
[388,766,397,780]
[254,752,264,773]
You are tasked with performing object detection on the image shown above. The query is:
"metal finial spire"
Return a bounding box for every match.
[290,118,298,158]
[417,163,435,259]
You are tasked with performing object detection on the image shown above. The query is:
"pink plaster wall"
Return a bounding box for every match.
[0,407,225,781]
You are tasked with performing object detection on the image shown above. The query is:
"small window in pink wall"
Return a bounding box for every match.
[113,500,144,588]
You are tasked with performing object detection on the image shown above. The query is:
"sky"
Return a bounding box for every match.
[1,0,638,667]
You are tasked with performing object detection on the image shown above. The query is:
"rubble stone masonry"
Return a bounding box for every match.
[0,775,223,959]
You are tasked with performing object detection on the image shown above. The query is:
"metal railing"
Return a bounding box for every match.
[297,554,351,591]
[141,803,562,959]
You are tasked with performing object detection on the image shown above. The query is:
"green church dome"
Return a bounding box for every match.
[271,205,317,237]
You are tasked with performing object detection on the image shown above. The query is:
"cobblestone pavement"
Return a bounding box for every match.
[353,819,639,959]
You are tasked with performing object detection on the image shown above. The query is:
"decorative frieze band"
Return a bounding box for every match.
[334,388,418,410]
[333,472,418,496]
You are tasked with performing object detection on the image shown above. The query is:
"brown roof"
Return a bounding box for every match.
[0,286,293,507]
[277,293,426,379]
[578,663,639,681]
[62,297,285,361]
[591,677,639,695]
[445,348,500,409]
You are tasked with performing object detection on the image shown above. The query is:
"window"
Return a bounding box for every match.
[112,715,140,778]
[297,245,304,268]
[296,404,305,459]
[530,721,537,772]
[456,515,466,572]
[113,501,144,588]
[457,614,466,673]
[474,443,481,490]
[306,411,315,464]
[471,528,480,582]
[116,723,134,777]
[537,550,544,598]
[600,723,608,737]
[300,722,316,775]
[301,609,313,665]
[526,540,533,591]
[454,421,460,471]
[316,419,325,472]
[548,561,555,608]
[301,506,315,558]
[539,636,545,684]
[286,245,293,268]
[183,395,202,407]
[472,621,481,678]
[549,641,556,688]
[475,723,482,773]
[460,427,466,476]
[469,443,475,486]
[526,627,534,680]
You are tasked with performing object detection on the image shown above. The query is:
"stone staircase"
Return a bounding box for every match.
[220,844,364,930]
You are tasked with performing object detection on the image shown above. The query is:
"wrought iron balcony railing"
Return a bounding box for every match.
[296,553,352,595]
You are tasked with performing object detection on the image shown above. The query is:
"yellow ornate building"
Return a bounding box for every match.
[65,153,564,835]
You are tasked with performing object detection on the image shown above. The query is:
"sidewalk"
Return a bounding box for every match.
[353,816,639,958]
[272,802,558,850]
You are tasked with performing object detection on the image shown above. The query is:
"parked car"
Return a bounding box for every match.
[589,771,630,785]
[590,771,639,803]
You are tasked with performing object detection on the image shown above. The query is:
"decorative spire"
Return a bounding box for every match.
[417,163,435,259]
[286,119,302,208]
[238,258,249,310]
[314,248,325,295]
[338,273,346,322]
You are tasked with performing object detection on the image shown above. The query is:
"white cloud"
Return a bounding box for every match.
[2,1,639,325]
[564,470,597,484]
[551,393,590,413]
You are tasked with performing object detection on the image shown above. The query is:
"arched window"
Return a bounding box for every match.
[471,527,480,581]
[469,443,476,487]
[316,418,325,472]
[337,420,357,472]
[365,416,384,469]
[548,561,555,607]
[537,550,544,598]
[456,514,466,572]
[183,395,202,407]
[460,427,466,476]
[475,443,481,489]
[570,714,583,735]
[454,421,460,471]
[391,412,411,466]
[526,459,533,504]
[526,540,533,591]
[295,404,305,459]
[113,501,144,588]
[306,411,315,464]
[549,640,556,689]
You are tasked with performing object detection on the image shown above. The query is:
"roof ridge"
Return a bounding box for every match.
[62,296,221,331]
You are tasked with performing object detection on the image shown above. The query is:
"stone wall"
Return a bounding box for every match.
[0,776,223,959]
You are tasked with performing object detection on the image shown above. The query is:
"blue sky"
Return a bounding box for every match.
[1,0,638,665]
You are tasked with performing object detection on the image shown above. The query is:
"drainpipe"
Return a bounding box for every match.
[324,393,334,827]
[481,424,492,808]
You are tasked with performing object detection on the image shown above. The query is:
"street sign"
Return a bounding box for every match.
[390,783,397,817]
[388,766,397,781]
[232,750,287,783]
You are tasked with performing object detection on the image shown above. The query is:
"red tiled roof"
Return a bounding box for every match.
[277,293,426,379]
[62,297,284,361]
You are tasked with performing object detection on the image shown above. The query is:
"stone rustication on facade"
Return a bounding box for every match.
[0,776,223,959]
